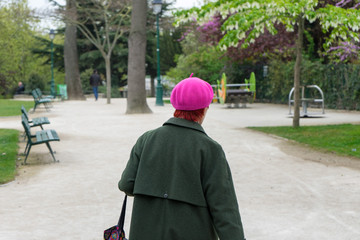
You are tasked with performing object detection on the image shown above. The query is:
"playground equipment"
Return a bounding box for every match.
[213,73,256,108]
[288,85,325,117]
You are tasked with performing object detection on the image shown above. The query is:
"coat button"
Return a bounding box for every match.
[163,193,168,199]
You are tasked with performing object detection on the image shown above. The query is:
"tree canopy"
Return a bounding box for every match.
[0,0,60,97]
[176,0,360,51]
[175,0,360,127]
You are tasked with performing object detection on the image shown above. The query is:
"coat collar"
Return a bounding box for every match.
[163,117,207,135]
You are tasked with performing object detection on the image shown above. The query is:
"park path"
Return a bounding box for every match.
[0,98,359,240]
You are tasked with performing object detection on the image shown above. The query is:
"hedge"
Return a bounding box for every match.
[228,59,360,110]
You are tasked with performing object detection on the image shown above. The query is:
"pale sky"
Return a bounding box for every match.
[27,0,202,30]
[27,0,202,11]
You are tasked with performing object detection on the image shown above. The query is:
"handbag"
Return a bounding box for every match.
[104,195,128,240]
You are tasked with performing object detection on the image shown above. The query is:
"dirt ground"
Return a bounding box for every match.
[279,140,360,171]
[0,98,359,240]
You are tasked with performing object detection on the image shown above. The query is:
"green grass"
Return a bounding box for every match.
[0,129,19,184]
[248,124,360,159]
[0,99,33,116]
[0,100,32,184]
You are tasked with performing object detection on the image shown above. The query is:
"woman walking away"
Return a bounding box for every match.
[119,73,246,240]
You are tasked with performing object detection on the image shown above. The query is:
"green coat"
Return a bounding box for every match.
[119,118,245,240]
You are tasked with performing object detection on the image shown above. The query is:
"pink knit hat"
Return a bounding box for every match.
[170,73,213,110]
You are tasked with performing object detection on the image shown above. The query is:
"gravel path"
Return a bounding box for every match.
[0,98,359,240]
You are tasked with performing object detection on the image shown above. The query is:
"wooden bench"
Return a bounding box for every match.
[21,115,60,165]
[31,89,52,112]
[21,105,50,130]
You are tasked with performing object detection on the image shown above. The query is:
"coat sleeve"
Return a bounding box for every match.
[201,147,246,240]
[118,136,144,196]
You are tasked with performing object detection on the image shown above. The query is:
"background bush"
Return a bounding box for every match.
[26,73,46,92]
[254,58,360,110]
[166,46,226,85]
[80,69,94,94]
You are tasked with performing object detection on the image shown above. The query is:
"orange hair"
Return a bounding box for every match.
[174,108,206,122]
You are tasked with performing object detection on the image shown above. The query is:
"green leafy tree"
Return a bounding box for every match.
[176,0,360,127]
[0,1,66,98]
[0,0,37,96]
[165,19,227,86]
[31,32,68,95]
[166,45,225,84]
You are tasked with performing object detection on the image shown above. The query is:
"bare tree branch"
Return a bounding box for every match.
[61,0,132,103]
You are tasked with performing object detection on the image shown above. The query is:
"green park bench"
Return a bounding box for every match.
[21,114,60,165]
[35,88,55,100]
[31,89,52,112]
[21,105,50,130]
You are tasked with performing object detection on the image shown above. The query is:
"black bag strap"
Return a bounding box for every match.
[117,195,127,229]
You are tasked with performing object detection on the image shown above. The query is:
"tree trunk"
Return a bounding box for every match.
[126,0,152,114]
[150,75,155,97]
[64,0,85,100]
[105,55,111,104]
[293,16,304,128]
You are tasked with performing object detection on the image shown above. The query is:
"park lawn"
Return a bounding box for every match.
[0,129,19,184]
[248,124,360,159]
[0,100,33,183]
[0,99,33,116]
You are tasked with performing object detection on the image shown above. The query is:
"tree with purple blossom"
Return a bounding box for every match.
[176,0,360,127]
[328,41,360,63]
[325,0,360,63]
[193,15,295,63]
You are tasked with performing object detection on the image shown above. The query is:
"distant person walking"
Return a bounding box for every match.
[89,70,101,100]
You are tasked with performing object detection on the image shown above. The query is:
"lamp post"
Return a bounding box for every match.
[152,0,163,106]
[49,29,55,97]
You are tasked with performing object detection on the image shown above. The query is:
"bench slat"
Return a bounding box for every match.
[36,130,60,142]
[32,117,50,126]
[38,99,52,103]
[21,106,51,128]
